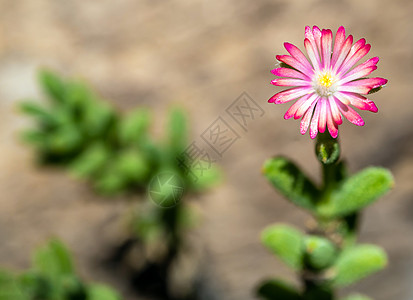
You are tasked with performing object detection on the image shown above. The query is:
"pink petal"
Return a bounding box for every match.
[276,55,313,76]
[268,87,312,104]
[312,26,322,54]
[284,95,311,119]
[271,67,309,80]
[338,92,378,112]
[326,101,338,138]
[318,97,327,133]
[284,42,313,70]
[328,96,343,125]
[295,94,318,119]
[338,44,371,76]
[331,26,346,67]
[305,26,321,63]
[304,38,321,71]
[337,66,377,84]
[332,35,353,72]
[321,29,333,69]
[300,99,317,135]
[336,100,365,126]
[340,77,388,94]
[348,38,366,58]
[310,100,322,139]
[271,78,311,87]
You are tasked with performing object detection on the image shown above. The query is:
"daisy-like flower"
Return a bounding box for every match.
[269,26,387,139]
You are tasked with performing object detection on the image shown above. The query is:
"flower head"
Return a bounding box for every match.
[269,26,387,139]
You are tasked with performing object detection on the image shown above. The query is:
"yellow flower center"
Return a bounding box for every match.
[319,74,334,88]
[313,72,337,97]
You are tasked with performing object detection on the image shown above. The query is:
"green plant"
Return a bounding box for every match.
[257,132,393,300]
[0,239,121,300]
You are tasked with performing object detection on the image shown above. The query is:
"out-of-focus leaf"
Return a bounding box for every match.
[167,108,187,155]
[0,271,29,300]
[340,294,372,300]
[257,279,301,300]
[47,126,83,155]
[87,284,122,300]
[69,143,111,179]
[304,236,336,270]
[331,244,387,287]
[262,157,320,212]
[39,70,67,104]
[115,150,150,183]
[94,168,127,196]
[17,272,52,300]
[118,109,151,146]
[82,100,115,138]
[303,284,333,300]
[19,102,56,127]
[187,162,222,191]
[261,224,304,270]
[318,167,394,218]
[33,239,74,278]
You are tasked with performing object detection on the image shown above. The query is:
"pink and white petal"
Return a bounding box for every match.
[337,84,371,94]
[334,91,351,105]
[328,96,343,125]
[347,38,366,58]
[321,29,333,69]
[271,67,309,80]
[338,57,379,82]
[310,101,322,139]
[326,104,339,138]
[336,100,365,126]
[341,78,388,94]
[312,26,322,54]
[338,92,378,112]
[276,55,313,76]
[284,42,313,70]
[332,35,353,72]
[294,94,318,119]
[300,99,317,135]
[318,98,327,133]
[338,44,371,76]
[305,27,321,63]
[331,26,346,67]
[284,95,310,119]
[337,66,377,85]
[268,87,313,104]
[304,38,321,71]
[271,78,311,87]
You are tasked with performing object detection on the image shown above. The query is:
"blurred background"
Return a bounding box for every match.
[0,0,412,299]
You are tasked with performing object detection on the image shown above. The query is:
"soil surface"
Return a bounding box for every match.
[1,0,413,299]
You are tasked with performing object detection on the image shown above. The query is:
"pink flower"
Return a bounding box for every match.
[269,26,387,139]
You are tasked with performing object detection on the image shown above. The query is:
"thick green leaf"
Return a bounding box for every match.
[261,224,304,269]
[69,143,111,179]
[332,244,387,287]
[33,239,74,278]
[87,284,122,300]
[262,157,320,212]
[318,167,394,217]
[46,126,83,155]
[257,279,302,300]
[303,284,333,300]
[340,294,372,300]
[17,272,53,300]
[304,236,336,270]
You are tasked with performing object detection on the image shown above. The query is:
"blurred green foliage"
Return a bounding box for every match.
[0,239,121,300]
[20,70,221,196]
[257,132,394,300]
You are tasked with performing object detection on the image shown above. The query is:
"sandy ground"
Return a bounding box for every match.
[1,0,413,299]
